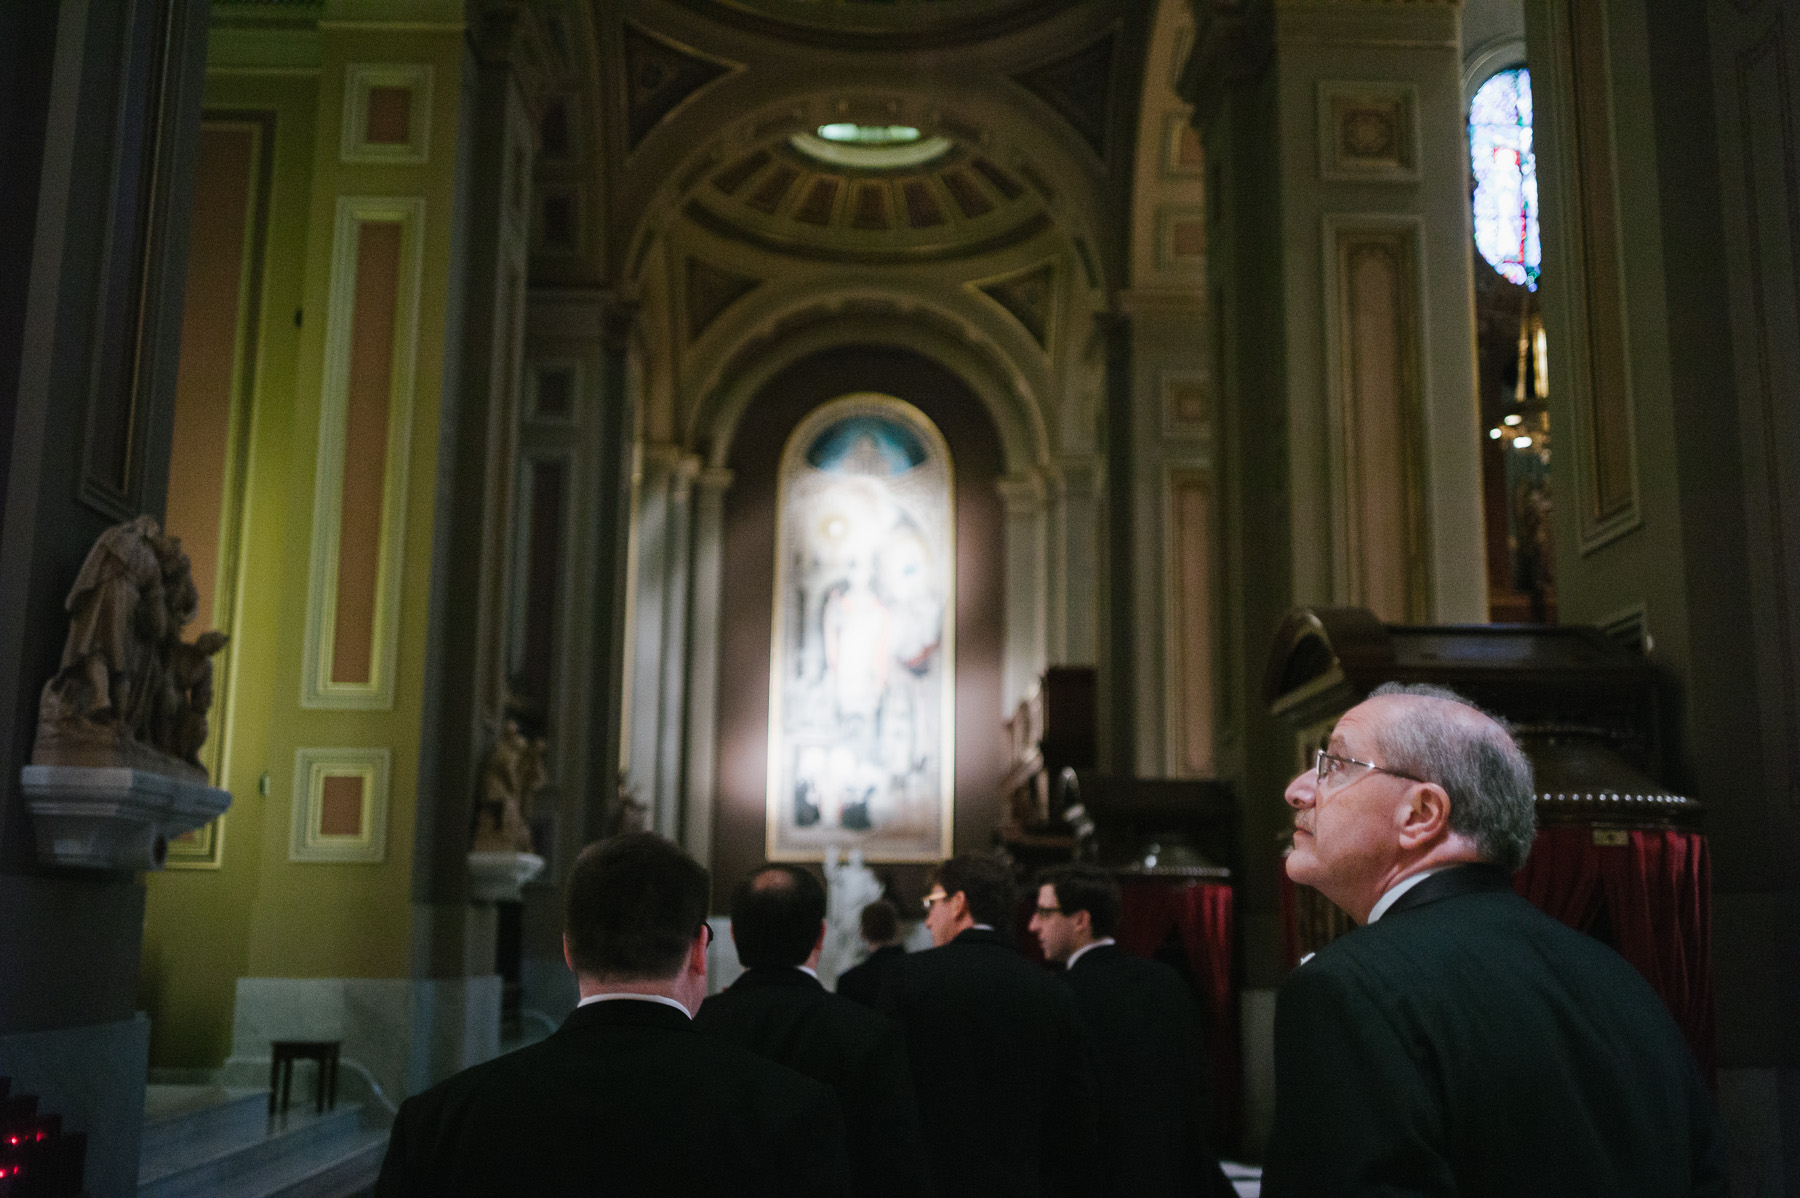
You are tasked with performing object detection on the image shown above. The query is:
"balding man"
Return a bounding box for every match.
[696,865,930,1198]
[1264,682,1725,1197]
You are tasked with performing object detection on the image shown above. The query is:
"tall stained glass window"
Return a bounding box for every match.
[1470,68,1540,290]
[767,394,955,862]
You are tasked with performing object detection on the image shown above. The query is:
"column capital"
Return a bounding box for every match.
[995,473,1047,515]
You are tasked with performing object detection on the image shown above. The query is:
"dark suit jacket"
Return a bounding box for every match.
[1263,864,1728,1198]
[836,943,907,1009]
[375,998,852,1197]
[880,927,1100,1198]
[695,966,932,1198]
[1063,944,1235,1198]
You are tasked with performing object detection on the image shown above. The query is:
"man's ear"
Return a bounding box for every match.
[1398,781,1453,849]
[951,891,971,922]
[812,921,827,955]
[688,929,710,976]
[563,933,574,973]
[1071,909,1093,942]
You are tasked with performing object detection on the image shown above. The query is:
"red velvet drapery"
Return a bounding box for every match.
[1513,825,1714,1075]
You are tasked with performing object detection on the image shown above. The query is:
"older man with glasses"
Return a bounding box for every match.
[1264,683,1726,1198]
[878,853,1099,1198]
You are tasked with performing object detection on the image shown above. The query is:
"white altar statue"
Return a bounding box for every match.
[820,846,885,990]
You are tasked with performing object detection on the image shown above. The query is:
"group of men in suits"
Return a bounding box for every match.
[376,680,1729,1196]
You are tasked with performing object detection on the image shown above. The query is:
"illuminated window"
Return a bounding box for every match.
[1469,68,1540,290]
[789,125,953,169]
[767,394,954,862]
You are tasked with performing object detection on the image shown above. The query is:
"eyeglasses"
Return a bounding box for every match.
[922,891,951,913]
[1314,748,1427,791]
[1033,905,1064,917]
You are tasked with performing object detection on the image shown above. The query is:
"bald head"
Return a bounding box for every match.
[730,864,827,968]
[1361,683,1537,871]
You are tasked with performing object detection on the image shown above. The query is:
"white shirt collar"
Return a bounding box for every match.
[796,964,819,980]
[1366,868,1448,924]
[1065,937,1116,969]
[969,923,995,932]
[576,991,693,1019]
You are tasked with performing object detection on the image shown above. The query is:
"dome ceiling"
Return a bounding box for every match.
[685,135,1051,264]
[677,0,1081,46]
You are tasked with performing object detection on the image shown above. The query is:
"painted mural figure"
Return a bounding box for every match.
[769,397,955,863]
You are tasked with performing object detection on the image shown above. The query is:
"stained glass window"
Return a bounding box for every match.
[1469,68,1540,290]
[767,394,955,862]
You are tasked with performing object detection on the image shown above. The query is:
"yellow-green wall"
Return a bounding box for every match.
[142,13,467,1067]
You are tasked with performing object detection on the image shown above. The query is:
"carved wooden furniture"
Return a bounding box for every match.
[998,667,1096,863]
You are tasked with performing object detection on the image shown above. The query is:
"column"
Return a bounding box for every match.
[680,467,733,866]
[996,473,1050,713]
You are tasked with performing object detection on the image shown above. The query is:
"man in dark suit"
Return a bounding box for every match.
[880,852,1099,1198]
[1030,863,1235,1198]
[835,899,906,1009]
[1265,682,1727,1197]
[375,833,851,1197]
[695,865,931,1198]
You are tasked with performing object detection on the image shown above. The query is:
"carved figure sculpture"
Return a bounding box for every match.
[471,718,546,854]
[34,516,228,780]
[606,773,650,838]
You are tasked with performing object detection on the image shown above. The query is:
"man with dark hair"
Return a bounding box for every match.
[375,834,852,1197]
[880,853,1099,1198]
[835,899,905,1009]
[696,865,931,1198]
[1265,684,1725,1196]
[1031,864,1235,1198]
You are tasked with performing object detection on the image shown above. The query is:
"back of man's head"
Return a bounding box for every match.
[564,833,710,981]
[1366,681,1538,871]
[731,864,827,968]
[931,853,1017,929]
[1037,863,1122,938]
[860,898,899,945]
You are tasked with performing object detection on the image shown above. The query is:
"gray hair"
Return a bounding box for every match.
[1365,682,1537,871]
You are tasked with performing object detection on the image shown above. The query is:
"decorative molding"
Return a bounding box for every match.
[1317,81,1419,182]
[1462,35,1527,101]
[1156,205,1208,270]
[289,747,391,864]
[1543,0,1641,551]
[533,185,584,257]
[973,260,1058,350]
[621,22,739,151]
[684,257,763,342]
[1731,19,1800,803]
[528,360,579,422]
[1163,111,1206,179]
[339,63,433,165]
[1322,215,1429,623]
[301,196,425,710]
[1013,29,1119,160]
[1162,370,1213,439]
[1164,468,1215,777]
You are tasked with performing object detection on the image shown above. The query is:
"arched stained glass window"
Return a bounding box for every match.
[1470,68,1540,290]
[767,393,955,862]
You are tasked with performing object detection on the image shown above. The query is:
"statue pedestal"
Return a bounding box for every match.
[466,850,545,903]
[20,764,231,871]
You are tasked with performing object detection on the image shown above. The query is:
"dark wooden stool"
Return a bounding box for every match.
[269,1040,341,1116]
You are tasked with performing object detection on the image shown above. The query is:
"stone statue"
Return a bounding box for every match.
[606,773,650,838]
[471,718,546,854]
[33,516,228,780]
[820,846,885,990]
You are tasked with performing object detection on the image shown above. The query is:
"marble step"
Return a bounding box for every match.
[191,1123,388,1198]
[138,1095,375,1198]
[141,1086,267,1164]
